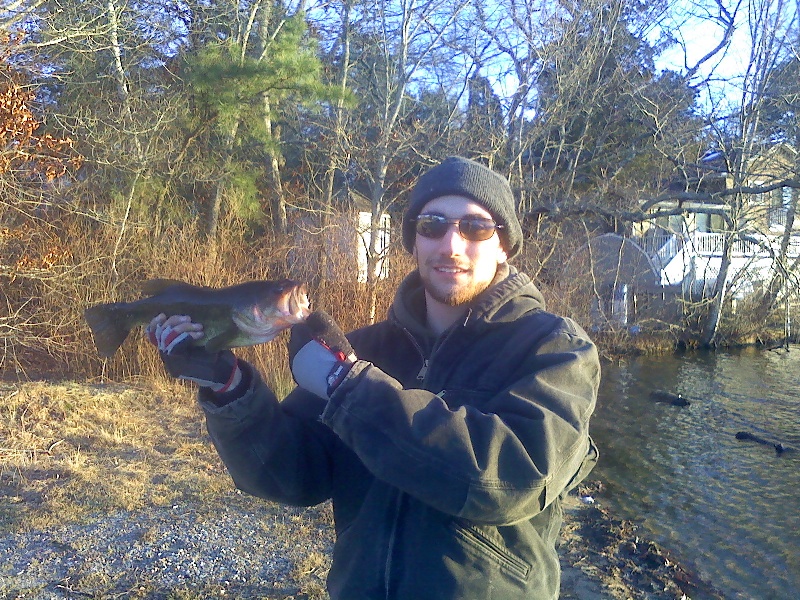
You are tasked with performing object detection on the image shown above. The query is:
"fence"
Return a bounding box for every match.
[635,231,800,261]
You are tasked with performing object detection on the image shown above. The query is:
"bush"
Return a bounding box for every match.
[0,204,412,387]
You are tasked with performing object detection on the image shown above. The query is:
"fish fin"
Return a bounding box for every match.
[84,304,131,358]
[140,278,194,296]
[204,330,239,353]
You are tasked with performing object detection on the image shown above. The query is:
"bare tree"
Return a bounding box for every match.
[316,0,472,320]
[688,0,798,345]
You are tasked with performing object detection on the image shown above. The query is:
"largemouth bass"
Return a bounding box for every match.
[85,279,310,358]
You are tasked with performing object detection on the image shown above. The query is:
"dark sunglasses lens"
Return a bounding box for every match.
[416,215,449,238]
[459,218,497,241]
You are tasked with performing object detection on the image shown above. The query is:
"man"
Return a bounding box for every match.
[148,156,600,599]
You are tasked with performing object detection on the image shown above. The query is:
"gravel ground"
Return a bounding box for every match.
[0,483,722,600]
[0,491,334,599]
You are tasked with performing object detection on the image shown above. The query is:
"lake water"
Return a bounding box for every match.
[591,347,800,600]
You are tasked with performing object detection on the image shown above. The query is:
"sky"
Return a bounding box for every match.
[652,0,797,110]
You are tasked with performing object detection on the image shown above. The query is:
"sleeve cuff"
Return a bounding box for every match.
[321,359,370,422]
[202,361,254,408]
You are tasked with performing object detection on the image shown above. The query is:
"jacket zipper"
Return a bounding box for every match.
[416,359,428,381]
[385,317,470,596]
[403,309,472,386]
[421,310,470,384]
[400,327,429,384]
[375,327,427,599]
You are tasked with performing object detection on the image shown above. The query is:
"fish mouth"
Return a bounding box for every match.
[233,282,311,345]
[269,281,311,328]
[285,283,311,322]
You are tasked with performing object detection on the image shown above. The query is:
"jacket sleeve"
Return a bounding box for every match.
[320,319,600,526]
[200,363,337,507]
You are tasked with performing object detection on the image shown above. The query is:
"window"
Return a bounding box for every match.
[653,213,683,232]
[696,213,711,233]
[710,213,726,232]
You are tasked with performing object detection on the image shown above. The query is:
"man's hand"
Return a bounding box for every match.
[289,311,356,399]
[146,314,241,394]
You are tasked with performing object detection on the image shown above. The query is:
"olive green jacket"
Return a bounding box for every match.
[202,265,600,599]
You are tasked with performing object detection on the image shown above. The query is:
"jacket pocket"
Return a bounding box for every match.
[449,520,531,583]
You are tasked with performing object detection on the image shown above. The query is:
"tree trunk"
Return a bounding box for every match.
[367,158,388,324]
[319,0,353,281]
[755,151,800,320]
[106,0,143,285]
[262,93,287,235]
[700,236,733,347]
[208,119,240,247]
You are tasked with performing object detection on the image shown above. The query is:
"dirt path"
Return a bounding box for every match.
[0,491,334,599]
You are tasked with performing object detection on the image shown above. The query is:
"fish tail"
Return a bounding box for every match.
[84,304,132,358]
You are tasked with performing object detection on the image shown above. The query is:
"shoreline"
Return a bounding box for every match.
[559,481,725,600]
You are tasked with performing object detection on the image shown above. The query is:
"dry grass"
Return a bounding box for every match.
[0,379,232,534]
[1,205,408,381]
[0,379,338,597]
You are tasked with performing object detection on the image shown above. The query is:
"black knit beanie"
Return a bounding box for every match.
[402,156,523,259]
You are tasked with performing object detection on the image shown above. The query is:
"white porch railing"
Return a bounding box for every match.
[768,208,788,230]
[634,231,800,260]
[635,233,680,266]
[689,232,747,255]
[689,232,800,256]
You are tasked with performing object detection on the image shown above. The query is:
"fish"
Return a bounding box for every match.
[85,278,310,358]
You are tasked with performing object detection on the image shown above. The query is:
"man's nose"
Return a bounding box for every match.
[438,223,468,251]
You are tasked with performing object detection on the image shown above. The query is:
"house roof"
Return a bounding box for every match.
[650,142,797,207]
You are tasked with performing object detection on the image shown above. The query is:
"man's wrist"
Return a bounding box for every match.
[326,360,354,396]
[206,361,251,407]
[210,357,241,393]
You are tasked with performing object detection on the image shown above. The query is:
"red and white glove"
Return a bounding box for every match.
[145,314,242,394]
[288,311,356,399]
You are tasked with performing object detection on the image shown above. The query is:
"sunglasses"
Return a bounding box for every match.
[414,214,503,242]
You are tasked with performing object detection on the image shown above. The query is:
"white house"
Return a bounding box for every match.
[566,144,800,326]
[633,144,799,300]
[290,192,391,285]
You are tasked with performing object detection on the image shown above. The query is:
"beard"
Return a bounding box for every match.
[419,260,493,307]
[424,278,489,306]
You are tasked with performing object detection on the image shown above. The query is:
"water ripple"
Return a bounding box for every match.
[593,347,800,599]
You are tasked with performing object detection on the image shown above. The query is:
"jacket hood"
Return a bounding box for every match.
[390,263,547,339]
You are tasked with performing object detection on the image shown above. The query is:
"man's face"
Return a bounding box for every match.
[413,195,508,307]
